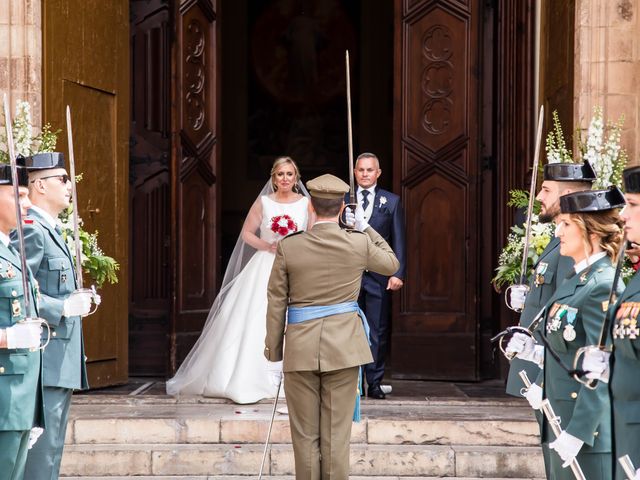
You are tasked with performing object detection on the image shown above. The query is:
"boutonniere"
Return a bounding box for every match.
[379,196,387,207]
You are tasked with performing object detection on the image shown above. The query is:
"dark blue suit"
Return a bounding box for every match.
[351,186,406,388]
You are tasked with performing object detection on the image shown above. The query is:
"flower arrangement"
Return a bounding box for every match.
[0,100,119,288]
[270,214,298,237]
[492,107,628,291]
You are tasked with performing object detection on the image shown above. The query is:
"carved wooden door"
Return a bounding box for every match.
[129,0,172,376]
[392,0,480,380]
[43,0,129,387]
[170,0,220,371]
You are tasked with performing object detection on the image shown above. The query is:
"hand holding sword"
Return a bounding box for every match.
[519,370,586,480]
[339,50,358,229]
[2,93,50,351]
[65,106,101,317]
[504,105,545,312]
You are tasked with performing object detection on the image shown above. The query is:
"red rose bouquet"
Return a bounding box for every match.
[270,214,298,237]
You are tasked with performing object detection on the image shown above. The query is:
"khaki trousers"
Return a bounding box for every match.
[284,366,359,480]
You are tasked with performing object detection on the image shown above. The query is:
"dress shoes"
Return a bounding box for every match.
[367,384,386,399]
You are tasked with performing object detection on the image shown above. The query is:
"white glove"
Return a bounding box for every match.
[28,427,43,449]
[523,383,543,410]
[266,361,283,389]
[549,430,584,467]
[634,468,640,480]
[508,285,528,310]
[345,206,369,232]
[582,347,610,383]
[5,322,42,349]
[63,290,93,317]
[506,332,544,367]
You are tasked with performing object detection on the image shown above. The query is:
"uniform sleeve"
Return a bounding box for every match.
[565,279,613,445]
[364,226,400,276]
[264,241,289,361]
[13,224,65,327]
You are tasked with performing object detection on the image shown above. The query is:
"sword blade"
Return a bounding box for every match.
[66,106,84,289]
[519,105,545,284]
[2,94,32,317]
[595,234,627,348]
[345,50,355,204]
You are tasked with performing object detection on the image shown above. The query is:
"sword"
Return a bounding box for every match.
[66,106,100,316]
[258,378,282,480]
[519,370,586,480]
[505,105,545,312]
[619,455,637,480]
[340,50,357,228]
[571,235,627,389]
[3,94,51,349]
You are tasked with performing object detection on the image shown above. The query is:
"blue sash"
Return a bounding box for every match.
[286,301,369,422]
[287,301,370,342]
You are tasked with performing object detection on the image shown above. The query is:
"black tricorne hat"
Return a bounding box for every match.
[623,166,640,193]
[543,161,597,183]
[560,186,626,214]
[0,165,29,187]
[21,152,66,171]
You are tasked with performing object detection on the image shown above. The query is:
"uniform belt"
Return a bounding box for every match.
[287,301,370,342]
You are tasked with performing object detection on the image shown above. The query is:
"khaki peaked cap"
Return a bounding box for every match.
[306,174,350,199]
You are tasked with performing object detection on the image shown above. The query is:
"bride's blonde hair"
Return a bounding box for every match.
[270,156,301,192]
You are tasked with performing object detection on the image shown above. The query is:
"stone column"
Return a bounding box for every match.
[0,0,42,128]
[574,0,639,161]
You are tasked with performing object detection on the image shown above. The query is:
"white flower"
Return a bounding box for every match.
[277,218,288,228]
[379,196,387,206]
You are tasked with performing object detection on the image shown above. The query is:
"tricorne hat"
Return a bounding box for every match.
[306,174,350,199]
[623,165,640,193]
[543,161,597,183]
[20,152,66,171]
[0,165,29,187]
[560,186,626,214]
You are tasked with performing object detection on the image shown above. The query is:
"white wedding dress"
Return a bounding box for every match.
[166,195,309,403]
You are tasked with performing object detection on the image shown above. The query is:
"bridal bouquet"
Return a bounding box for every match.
[0,101,119,287]
[492,108,629,291]
[270,214,298,237]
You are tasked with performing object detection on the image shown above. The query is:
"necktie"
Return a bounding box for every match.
[361,190,370,211]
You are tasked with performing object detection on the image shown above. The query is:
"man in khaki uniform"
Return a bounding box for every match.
[264,174,399,480]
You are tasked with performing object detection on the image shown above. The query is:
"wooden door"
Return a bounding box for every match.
[392,0,480,380]
[43,1,130,387]
[129,0,172,376]
[170,0,220,370]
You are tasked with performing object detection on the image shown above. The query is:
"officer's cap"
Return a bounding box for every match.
[306,174,350,199]
[0,165,29,187]
[623,166,640,193]
[543,161,596,183]
[560,186,626,214]
[21,152,66,171]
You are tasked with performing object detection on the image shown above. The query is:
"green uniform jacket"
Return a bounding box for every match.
[610,270,640,479]
[536,255,622,455]
[12,209,88,390]
[0,242,44,431]
[506,237,574,396]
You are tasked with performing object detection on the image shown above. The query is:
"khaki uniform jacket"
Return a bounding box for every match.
[265,222,399,372]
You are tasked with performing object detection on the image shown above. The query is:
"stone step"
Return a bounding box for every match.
[59,443,545,478]
[65,401,540,447]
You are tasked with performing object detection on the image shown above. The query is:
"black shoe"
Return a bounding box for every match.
[367,384,386,399]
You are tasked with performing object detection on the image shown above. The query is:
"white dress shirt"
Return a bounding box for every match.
[574,251,607,274]
[357,185,376,221]
[0,232,10,247]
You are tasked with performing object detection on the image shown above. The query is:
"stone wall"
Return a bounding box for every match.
[0,0,41,128]
[575,0,639,163]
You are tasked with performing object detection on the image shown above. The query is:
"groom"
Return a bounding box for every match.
[351,152,405,399]
[265,173,399,480]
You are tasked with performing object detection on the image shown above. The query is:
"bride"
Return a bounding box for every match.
[166,157,313,403]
